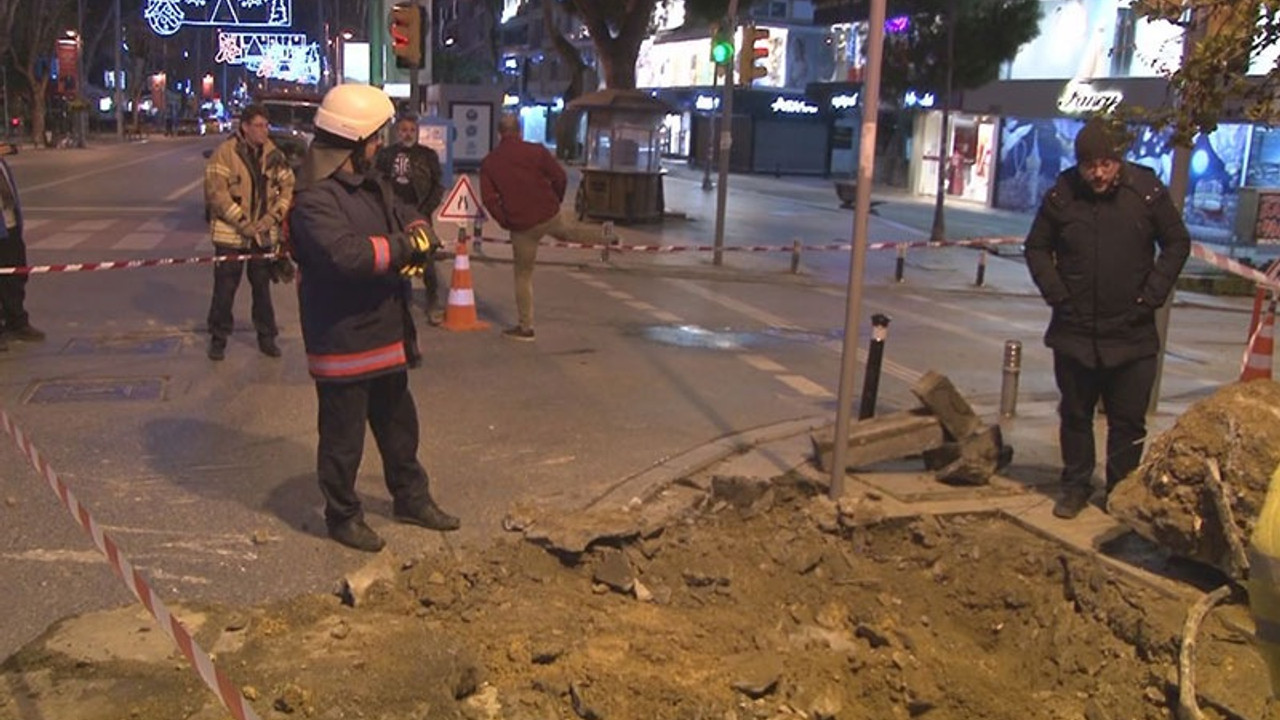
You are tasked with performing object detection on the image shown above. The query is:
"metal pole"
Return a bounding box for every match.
[975,247,987,287]
[829,0,886,497]
[702,64,717,191]
[114,0,123,142]
[928,0,956,242]
[712,0,740,267]
[424,0,434,91]
[894,243,906,283]
[1000,340,1022,418]
[858,314,891,419]
[75,0,85,147]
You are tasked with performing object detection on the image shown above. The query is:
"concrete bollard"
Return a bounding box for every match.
[894,244,906,283]
[999,340,1022,418]
[472,223,484,256]
[790,239,801,274]
[975,247,988,287]
[858,313,892,420]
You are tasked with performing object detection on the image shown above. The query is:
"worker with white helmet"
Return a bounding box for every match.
[288,84,459,552]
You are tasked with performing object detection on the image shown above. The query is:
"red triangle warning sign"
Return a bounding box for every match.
[436,175,485,222]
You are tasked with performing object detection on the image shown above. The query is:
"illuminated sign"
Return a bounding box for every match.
[831,92,859,110]
[771,97,819,115]
[216,32,319,85]
[144,0,293,37]
[903,90,935,108]
[694,94,720,112]
[1057,81,1123,114]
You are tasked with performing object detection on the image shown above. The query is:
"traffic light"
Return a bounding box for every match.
[709,21,733,66]
[738,25,770,86]
[390,3,424,69]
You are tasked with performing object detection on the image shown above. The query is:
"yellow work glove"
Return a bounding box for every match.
[399,223,437,278]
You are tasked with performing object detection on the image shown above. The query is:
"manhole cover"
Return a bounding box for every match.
[61,335,184,356]
[25,377,167,404]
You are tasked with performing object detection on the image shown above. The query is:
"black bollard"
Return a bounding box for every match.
[894,244,906,283]
[975,246,987,287]
[858,313,892,420]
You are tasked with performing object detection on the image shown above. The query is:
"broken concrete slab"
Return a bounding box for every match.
[811,409,946,472]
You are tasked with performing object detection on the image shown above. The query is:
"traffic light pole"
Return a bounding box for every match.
[712,0,740,267]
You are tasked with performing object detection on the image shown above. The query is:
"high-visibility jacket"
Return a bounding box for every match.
[1248,462,1280,695]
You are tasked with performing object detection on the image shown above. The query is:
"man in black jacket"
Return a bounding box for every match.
[289,84,459,552]
[376,115,446,325]
[1025,117,1191,519]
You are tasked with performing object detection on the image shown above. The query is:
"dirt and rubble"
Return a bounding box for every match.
[1,466,1275,720]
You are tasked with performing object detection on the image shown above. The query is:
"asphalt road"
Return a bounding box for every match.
[0,135,1253,660]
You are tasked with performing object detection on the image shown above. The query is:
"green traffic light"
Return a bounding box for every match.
[710,34,732,65]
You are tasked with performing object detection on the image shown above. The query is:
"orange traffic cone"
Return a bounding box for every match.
[1240,299,1276,382]
[443,231,490,332]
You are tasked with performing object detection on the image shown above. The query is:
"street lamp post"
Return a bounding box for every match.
[114,0,124,142]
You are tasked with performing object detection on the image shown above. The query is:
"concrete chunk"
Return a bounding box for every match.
[811,410,946,472]
[911,371,981,440]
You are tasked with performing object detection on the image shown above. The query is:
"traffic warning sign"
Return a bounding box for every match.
[437,175,485,222]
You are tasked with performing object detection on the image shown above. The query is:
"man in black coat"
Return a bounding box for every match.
[376,115,446,325]
[1025,117,1191,519]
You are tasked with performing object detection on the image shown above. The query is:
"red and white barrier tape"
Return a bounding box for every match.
[1190,243,1280,291]
[0,251,274,276]
[0,409,261,720]
[477,234,1027,254]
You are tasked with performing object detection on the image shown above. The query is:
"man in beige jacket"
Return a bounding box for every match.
[204,103,295,360]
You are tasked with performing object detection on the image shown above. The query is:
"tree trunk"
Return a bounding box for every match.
[929,0,957,243]
[30,92,45,147]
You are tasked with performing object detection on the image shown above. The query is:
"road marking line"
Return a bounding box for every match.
[741,353,786,372]
[666,278,803,331]
[165,177,203,202]
[19,145,192,194]
[26,206,175,213]
[1,548,108,563]
[651,310,682,323]
[625,299,657,312]
[138,218,178,232]
[23,219,49,230]
[114,232,165,250]
[776,374,835,398]
[606,289,632,300]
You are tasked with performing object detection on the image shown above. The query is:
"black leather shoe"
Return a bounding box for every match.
[258,336,281,358]
[207,338,227,361]
[328,517,385,552]
[394,499,461,531]
[8,324,45,342]
[1053,484,1093,520]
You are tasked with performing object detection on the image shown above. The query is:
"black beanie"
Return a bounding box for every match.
[1074,118,1124,163]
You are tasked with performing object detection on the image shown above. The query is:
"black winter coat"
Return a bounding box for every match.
[288,169,426,382]
[1024,164,1191,368]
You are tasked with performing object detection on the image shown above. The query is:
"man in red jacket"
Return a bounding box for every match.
[479,114,574,342]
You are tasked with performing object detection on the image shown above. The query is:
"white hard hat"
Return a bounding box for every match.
[314,84,394,143]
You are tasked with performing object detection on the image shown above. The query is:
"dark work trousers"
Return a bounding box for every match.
[1053,351,1158,493]
[207,245,277,342]
[315,371,432,526]
[421,256,442,312]
[0,225,29,330]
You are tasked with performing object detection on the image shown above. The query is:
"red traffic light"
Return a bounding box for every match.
[389,3,423,69]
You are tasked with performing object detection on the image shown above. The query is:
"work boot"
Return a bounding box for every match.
[394,498,461,531]
[258,335,281,358]
[207,337,227,361]
[328,517,385,552]
[8,324,45,342]
[501,325,535,342]
[1052,483,1093,520]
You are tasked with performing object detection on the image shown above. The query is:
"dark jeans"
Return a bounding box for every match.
[1053,351,1157,492]
[207,245,276,342]
[315,372,432,525]
[0,225,29,329]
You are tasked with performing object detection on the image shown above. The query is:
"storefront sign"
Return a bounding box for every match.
[695,94,720,112]
[1057,81,1123,114]
[831,92,859,110]
[904,90,935,108]
[1255,190,1280,244]
[771,97,819,115]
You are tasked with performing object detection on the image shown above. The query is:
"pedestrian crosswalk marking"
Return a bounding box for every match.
[69,219,114,232]
[36,232,92,249]
[24,219,49,230]
[776,374,834,398]
[114,233,166,250]
[138,218,178,232]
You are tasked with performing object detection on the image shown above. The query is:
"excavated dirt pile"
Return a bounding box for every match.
[1110,380,1280,580]
[1,475,1274,720]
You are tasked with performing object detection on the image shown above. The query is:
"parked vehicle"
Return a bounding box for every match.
[257,93,322,170]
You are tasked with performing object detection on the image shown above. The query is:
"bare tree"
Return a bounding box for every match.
[10,0,74,147]
[565,0,659,89]
[122,13,159,135]
[0,0,23,62]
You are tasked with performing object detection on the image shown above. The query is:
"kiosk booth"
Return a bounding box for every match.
[564,89,673,224]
